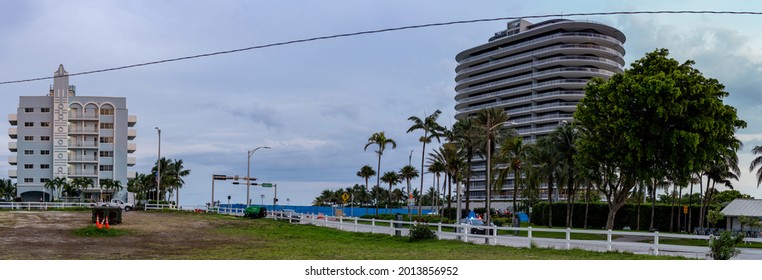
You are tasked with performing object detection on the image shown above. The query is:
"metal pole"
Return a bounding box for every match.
[247,146,270,207]
[273,184,277,210]
[155,127,161,207]
[211,175,215,210]
[486,134,491,224]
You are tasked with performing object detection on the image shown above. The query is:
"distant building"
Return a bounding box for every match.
[453,19,626,209]
[7,65,137,202]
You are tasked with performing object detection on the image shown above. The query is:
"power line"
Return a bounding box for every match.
[2,10,761,85]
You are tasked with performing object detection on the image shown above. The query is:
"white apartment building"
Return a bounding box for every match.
[8,65,137,202]
[454,19,626,209]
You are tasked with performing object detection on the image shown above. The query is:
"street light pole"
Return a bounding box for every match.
[247,146,270,207]
[155,127,161,207]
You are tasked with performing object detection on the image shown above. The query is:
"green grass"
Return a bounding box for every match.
[646,237,762,249]
[72,225,129,237]
[183,218,687,260]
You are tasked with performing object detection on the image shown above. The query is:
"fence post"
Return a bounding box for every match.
[437,222,442,240]
[528,226,533,247]
[463,225,468,243]
[492,226,497,246]
[654,231,660,256]
[354,218,358,232]
[339,216,343,230]
[607,229,612,251]
[565,228,571,250]
[371,218,375,234]
[390,218,394,236]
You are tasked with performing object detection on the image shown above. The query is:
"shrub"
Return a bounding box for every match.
[708,230,744,260]
[408,223,436,242]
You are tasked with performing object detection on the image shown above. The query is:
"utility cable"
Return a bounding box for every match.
[1,10,761,85]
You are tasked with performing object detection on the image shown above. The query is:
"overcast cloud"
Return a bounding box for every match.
[3,1,762,206]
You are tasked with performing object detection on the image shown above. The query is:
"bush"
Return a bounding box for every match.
[491,217,512,227]
[708,230,744,260]
[408,223,437,242]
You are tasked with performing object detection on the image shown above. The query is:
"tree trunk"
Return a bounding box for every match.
[688,177,694,232]
[512,169,519,225]
[548,174,554,228]
[605,201,626,230]
[649,178,656,231]
[376,154,382,215]
[465,150,472,211]
[669,184,676,232]
[636,184,642,231]
[699,176,709,228]
[584,183,591,229]
[446,174,452,211]
[418,141,427,216]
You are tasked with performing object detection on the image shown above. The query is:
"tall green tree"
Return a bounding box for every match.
[576,49,746,229]
[364,131,397,209]
[471,107,513,224]
[167,159,191,206]
[549,124,580,228]
[426,159,446,212]
[356,165,376,191]
[399,165,419,216]
[380,171,401,208]
[407,110,445,215]
[496,136,527,224]
[0,179,16,201]
[450,118,478,212]
[749,146,762,189]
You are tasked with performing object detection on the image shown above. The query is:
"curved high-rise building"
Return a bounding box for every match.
[454,19,626,209]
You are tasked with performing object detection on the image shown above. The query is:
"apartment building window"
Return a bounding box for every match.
[40,164,50,169]
[99,151,114,157]
[40,150,50,155]
[24,164,33,169]
[40,178,50,183]
[41,108,51,113]
[99,165,113,171]
[41,136,50,141]
[99,137,113,143]
[100,108,114,115]
[24,108,33,113]
[24,150,33,155]
[24,122,34,127]
[24,178,33,183]
[24,136,34,141]
[100,123,114,129]
[40,122,50,127]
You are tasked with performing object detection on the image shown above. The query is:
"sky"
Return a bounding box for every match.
[2,1,762,207]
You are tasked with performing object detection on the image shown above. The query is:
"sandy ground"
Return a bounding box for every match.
[0,210,244,259]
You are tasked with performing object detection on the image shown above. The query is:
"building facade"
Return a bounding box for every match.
[453,19,626,209]
[8,65,137,202]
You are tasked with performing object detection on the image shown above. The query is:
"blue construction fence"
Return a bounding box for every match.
[224,203,437,217]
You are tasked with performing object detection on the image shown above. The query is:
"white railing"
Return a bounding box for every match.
[291,213,762,258]
[0,202,93,210]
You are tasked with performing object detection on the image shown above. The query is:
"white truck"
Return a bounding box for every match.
[96,192,136,211]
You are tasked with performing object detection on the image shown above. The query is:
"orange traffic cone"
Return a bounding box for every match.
[96,215,102,229]
[104,217,110,230]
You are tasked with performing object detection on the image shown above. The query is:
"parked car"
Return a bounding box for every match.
[457,218,495,235]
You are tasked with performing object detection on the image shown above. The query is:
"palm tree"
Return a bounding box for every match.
[167,159,191,206]
[550,123,580,228]
[750,145,762,188]
[496,136,527,224]
[0,179,16,201]
[450,118,478,212]
[380,171,401,209]
[128,173,150,202]
[427,160,446,213]
[429,143,464,216]
[45,177,67,201]
[407,110,445,215]
[527,136,559,227]
[356,165,376,192]
[364,131,397,210]
[471,107,512,224]
[399,165,419,217]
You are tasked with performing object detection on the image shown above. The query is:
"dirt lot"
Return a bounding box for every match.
[0,210,248,259]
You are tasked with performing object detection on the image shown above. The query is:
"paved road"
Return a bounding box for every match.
[293,216,762,260]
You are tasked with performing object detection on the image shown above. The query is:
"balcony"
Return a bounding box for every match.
[8,114,17,125]
[68,141,98,149]
[8,142,17,152]
[8,127,17,139]
[128,115,137,127]
[69,155,98,162]
[128,143,136,153]
[9,156,16,165]
[68,169,98,176]
[68,127,99,134]
[68,112,98,120]
[8,169,16,178]
[127,157,136,166]
[127,170,137,179]
[128,129,137,140]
